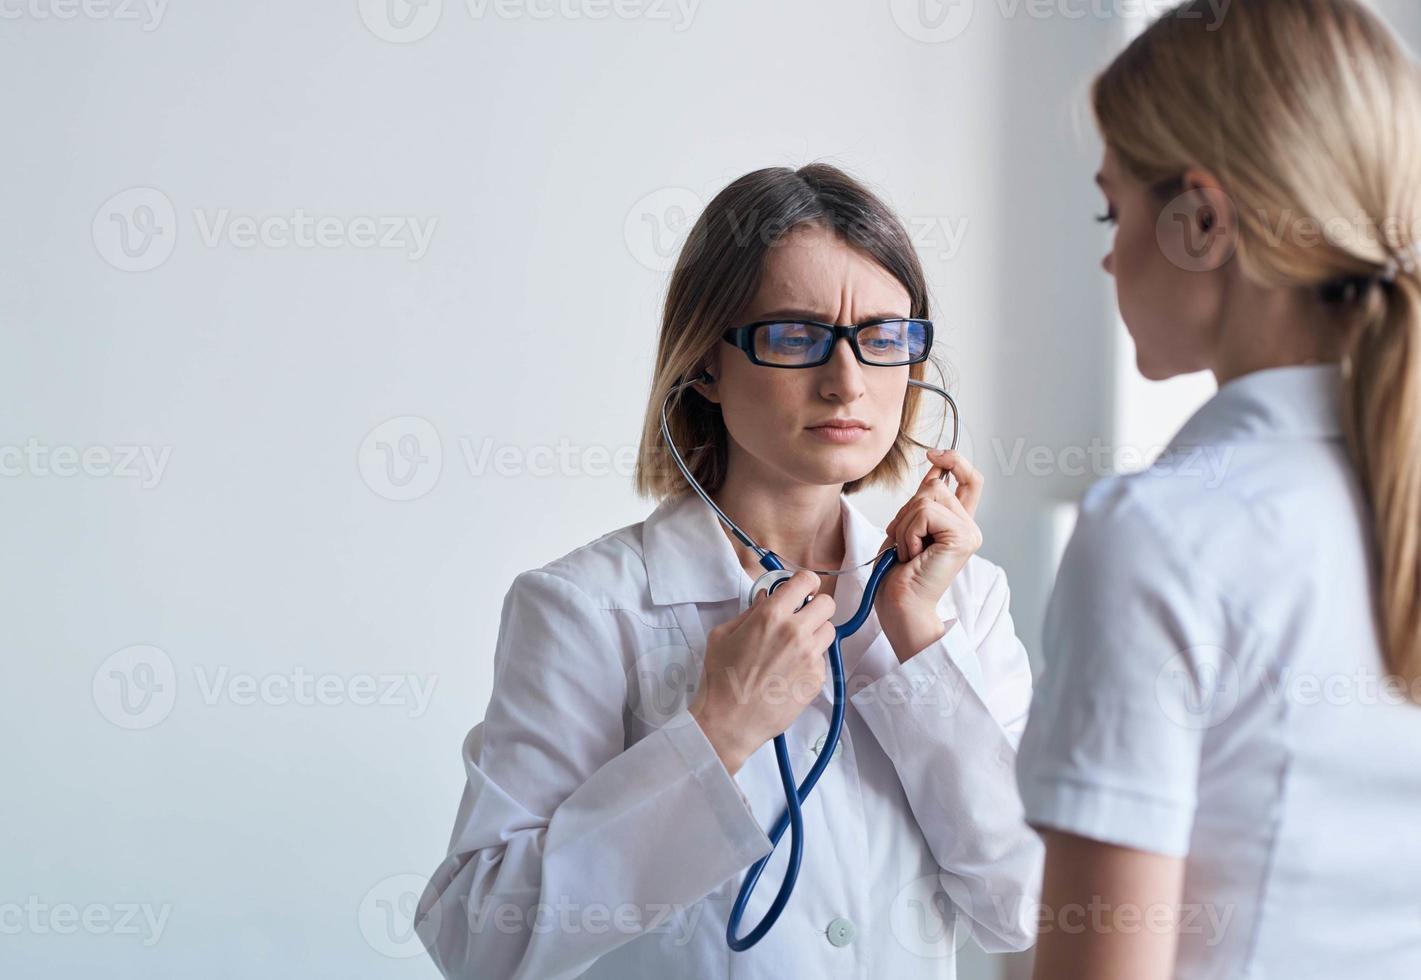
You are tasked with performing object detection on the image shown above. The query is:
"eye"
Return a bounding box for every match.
[1095,205,1118,226]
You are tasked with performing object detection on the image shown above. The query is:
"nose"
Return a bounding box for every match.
[1102,249,1115,276]
[818,337,867,403]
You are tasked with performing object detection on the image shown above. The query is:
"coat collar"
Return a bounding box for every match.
[643,490,886,607]
[1166,363,1343,451]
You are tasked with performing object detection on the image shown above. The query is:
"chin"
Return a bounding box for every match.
[1123,309,1201,382]
[1130,335,1192,381]
[793,452,875,487]
[1135,353,1176,381]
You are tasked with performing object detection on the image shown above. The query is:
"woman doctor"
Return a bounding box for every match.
[416,163,1043,979]
[1016,1,1421,978]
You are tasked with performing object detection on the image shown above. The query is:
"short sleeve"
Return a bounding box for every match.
[1015,479,1226,858]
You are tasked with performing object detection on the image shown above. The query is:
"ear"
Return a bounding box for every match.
[1182,167,1235,235]
[692,352,722,404]
[1156,166,1238,273]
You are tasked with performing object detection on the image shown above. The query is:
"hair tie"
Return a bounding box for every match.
[1382,244,1419,284]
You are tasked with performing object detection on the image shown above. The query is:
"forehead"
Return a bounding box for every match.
[1097,144,1137,189]
[1096,146,1115,183]
[747,223,910,317]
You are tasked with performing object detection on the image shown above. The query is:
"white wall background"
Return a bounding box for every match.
[6,2,1414,978]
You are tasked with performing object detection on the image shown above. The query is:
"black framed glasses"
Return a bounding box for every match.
[721,318,933,369]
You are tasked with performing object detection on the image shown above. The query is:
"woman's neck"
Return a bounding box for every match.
[1211,278,1347,386]
[712,465,847,574]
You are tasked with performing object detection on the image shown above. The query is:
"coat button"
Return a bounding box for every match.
[811,734,843,762]
[826,916,856,947]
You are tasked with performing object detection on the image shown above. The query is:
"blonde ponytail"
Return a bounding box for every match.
[1343,268,1421,689]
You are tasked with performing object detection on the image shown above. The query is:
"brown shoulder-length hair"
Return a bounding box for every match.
[633,163,945,502]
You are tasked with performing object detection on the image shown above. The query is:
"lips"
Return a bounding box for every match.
[806,421,871,444]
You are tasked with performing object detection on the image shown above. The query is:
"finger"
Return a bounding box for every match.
[766,569,820,615]
[902,500,961,560]
[882,509,903,551]
[933,500,982,555]
[895,500,922,560]
[942,492,970,522]
[930,449,983,515]
[799,591,837,626]
[917,466,958,507]
[899,502,933,560]
[918,454,952,492]
[889,471,957,558]
[718,601,758,638]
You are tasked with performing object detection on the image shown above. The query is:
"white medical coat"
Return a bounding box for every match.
[417,489,1043,979]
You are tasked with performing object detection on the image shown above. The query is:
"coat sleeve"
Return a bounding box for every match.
[416,569,772,980]
[848,562,1044,953]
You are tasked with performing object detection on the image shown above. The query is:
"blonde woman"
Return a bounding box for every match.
[1016,1,1421,977]
[416,164,1042,979]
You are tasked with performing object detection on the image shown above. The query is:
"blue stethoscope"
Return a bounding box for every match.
[659,371,960,951]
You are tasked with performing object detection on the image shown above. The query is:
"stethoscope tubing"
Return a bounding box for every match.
[725,545,900,950]
[656,371,958,951]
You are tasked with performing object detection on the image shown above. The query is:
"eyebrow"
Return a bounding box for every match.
[751,308,911,323]
[1095,172,1111,189]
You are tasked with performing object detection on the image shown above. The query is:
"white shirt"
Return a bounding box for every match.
[417,489,1043,979]
[1016,364,1421,979]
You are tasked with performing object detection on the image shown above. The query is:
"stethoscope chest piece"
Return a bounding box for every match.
[744,567,800,612]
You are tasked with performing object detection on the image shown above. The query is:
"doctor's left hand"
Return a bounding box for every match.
[873,448,983,663]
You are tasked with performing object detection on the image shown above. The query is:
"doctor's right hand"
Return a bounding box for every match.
[689,570,836,777]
